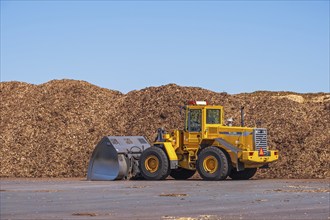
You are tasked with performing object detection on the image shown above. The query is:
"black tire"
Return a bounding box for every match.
[170,168,196,180]
[197,147,229,180]
[139,147,170,180]
[229,168,257,180]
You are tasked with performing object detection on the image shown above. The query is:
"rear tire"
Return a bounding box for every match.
[139,147,170,180]
[229,168,257,180]
[170,168,196,180]
[197,147,229,180]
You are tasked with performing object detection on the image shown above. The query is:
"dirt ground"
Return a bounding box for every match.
[1,178,329,220]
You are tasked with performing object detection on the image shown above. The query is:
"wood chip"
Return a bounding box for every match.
[72,212,98,217]
[159,193,188,197]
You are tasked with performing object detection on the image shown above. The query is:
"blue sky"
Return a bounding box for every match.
[1,1,329,94]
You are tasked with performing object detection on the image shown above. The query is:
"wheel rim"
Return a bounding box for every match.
[145,155,159,173]
[203,155,218,174]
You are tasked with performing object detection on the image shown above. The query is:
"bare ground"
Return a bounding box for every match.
[1,178,329,220]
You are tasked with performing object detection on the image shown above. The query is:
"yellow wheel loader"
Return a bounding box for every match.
[87,101,279,181]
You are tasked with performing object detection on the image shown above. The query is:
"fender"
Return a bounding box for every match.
[154,142,178,169]
[214,138,245,171]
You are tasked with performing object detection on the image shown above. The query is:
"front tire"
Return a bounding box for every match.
[170,168,196,180]
[139,147,170,180]
[229,168,257,180]
[197,147,229,180]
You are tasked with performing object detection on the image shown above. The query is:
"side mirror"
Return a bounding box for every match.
[180,106,186,116]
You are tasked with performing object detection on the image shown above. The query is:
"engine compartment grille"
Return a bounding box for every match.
[253,128,268,156]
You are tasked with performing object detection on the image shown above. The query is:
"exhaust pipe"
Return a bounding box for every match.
[87,136,151,180]
[241,106,244,127]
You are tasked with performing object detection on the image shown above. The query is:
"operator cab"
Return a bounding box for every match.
[184,100,223,133]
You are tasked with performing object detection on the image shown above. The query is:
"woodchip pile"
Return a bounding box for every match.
[1,80,329,179]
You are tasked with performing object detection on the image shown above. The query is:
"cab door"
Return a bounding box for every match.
[204,108,222,139]
[184,108,202,148]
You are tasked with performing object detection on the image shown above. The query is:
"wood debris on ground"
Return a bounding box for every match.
[159,193,188,197]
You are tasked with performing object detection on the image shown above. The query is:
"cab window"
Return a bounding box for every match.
[186,109,202,132]
[206,109,221,124]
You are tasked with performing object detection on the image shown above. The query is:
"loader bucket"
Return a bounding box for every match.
[87,136,151,181]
